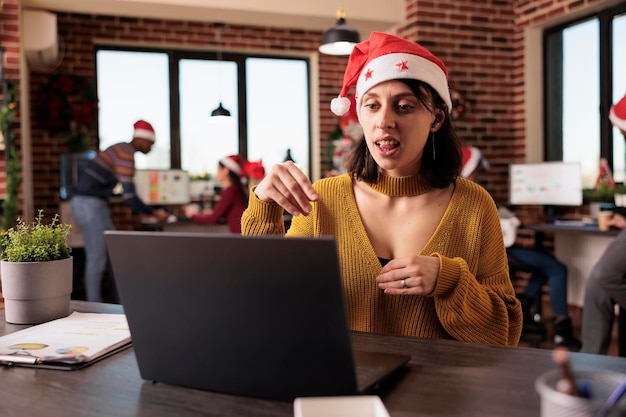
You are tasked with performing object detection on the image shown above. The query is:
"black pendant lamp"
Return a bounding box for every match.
[211,102,231,117]
[210,23,232,120]
[319,8,360,56]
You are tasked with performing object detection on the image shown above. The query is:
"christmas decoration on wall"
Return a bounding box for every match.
[449,87,471,120]
[328,94,362,177]
[36,74,98,151]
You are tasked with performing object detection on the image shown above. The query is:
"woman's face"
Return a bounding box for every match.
[359,80,443,177]
[216,164,229,185]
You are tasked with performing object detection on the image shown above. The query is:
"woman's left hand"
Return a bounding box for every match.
[376,255,440,295]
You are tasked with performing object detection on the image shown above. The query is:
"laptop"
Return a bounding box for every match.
[104,231,410,401]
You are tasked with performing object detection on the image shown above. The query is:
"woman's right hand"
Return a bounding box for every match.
[608,213,626,230]
[253,161,319,216]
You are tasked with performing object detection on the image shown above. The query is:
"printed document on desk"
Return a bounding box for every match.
[0,312,131,370]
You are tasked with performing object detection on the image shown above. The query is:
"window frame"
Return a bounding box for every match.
[543,3,626,173]
[94,45,313,177]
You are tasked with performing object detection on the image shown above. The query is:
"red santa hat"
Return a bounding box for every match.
[330,31,452,118]
[133,120,156,142]
[220,155,243,175]
[461,146,490,178]
[609,93,626,132]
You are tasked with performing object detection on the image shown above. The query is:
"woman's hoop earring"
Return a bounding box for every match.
[431,132,436,160]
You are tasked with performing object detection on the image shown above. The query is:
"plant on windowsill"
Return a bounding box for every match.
[582,184,626,203]
[0,210,73,325]
[583,158,626,203]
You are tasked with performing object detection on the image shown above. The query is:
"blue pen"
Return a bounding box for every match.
[595,375,626,417]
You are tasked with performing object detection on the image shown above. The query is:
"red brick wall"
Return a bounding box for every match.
[400,0,609,206]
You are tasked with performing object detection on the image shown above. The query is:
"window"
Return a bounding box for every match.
[95,48,311,179]
[96,50,171,169]
[544,4,626,187]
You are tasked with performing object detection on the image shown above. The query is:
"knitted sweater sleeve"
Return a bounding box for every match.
[429,182,522,346]
[241,187,287,235]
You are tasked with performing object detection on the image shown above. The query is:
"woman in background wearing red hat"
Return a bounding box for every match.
[242,32,522,346]
[71,120,169,302]
[185,155,264,234]
[582,93,626,354]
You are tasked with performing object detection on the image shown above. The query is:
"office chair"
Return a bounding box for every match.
[507,253,547,347]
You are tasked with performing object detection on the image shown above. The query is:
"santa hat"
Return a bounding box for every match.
[461,146,490,178]
[609,93,626,132]
[133,120,156,142]
[330,32,452,118]
[220,155,243,175]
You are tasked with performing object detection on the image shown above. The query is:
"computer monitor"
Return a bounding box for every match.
[134,169,191,205]
[509,161,583,207]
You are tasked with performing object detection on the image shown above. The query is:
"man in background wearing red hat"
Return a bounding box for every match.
[71,120,169,302]
[582,93,626,354]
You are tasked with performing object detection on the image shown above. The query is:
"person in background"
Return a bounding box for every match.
[241,32,522,346]
[71,120,169,302]
[185,155,264,234]
[581,93,626,354]
[460,146,582,350]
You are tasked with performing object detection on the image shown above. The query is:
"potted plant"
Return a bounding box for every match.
[0,210,73,324]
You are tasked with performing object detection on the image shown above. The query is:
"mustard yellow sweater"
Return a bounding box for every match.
[241,174,522,346]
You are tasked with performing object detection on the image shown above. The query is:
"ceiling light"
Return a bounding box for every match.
[319,8,360,56]
[210,23,232,121]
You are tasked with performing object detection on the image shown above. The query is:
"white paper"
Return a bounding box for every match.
[293,396,390,417]
[0,312,131,364]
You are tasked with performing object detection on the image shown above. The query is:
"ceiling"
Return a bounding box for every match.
[21,0,405,38]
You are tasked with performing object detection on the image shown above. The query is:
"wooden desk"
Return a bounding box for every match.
[2,301,626,417]
[525,224,620,307]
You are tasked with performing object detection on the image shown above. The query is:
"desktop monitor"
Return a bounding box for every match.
[134,169,191,205]
[509,162,583,207]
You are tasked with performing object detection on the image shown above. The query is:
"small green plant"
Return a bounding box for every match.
[583,184,626,203]
[0,210,72,262]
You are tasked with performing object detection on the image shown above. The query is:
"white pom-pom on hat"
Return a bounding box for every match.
[331,96,351,116]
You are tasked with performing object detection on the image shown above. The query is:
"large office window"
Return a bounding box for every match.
[96,50,171,169]
[544,4,626,187]
[95,48,311,179]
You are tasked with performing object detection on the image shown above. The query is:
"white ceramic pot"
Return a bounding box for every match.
[0,257,73,324]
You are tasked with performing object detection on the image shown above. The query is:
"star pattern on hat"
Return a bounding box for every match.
[364,69,374,81]
[396,60,409,71]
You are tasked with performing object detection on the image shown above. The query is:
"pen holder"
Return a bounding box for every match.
[536,370,626,417]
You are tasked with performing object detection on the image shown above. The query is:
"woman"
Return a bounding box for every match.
[186,155,250,234]
[241,32,522,346]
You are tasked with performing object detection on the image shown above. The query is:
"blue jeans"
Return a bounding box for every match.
[507,247,568,317]
[71,196,114,302]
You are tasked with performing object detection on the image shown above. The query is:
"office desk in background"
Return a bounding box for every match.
[525,223,620,307]
[2,301,626,416]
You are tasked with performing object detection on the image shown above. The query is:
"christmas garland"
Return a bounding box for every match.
[36,74,98,151]
[0,80,21,230]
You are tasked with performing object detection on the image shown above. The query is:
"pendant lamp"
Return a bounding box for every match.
[319,8,360,56]
[210,23,232,120]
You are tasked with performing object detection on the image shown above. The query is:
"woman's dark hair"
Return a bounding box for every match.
[347,79,462,188]
[219,161,249,206]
